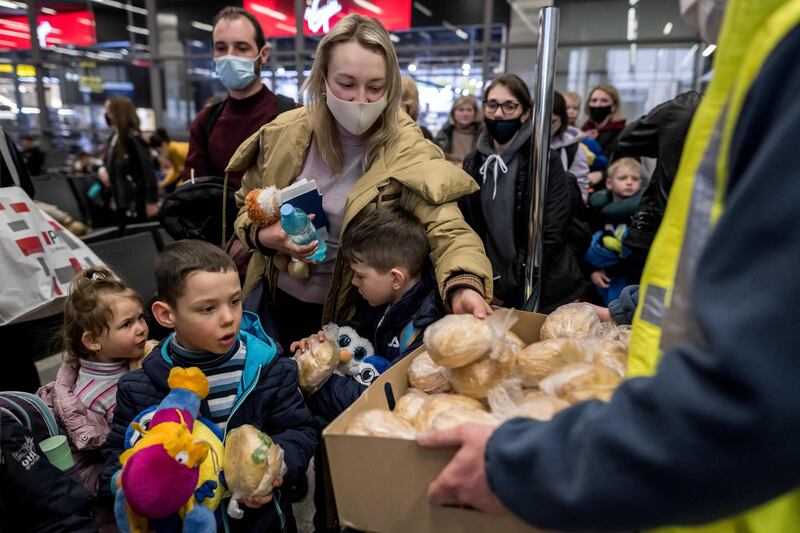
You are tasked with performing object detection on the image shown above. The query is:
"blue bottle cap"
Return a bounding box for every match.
[280,203,295,217]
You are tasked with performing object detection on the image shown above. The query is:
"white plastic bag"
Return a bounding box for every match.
[0,140,101,325]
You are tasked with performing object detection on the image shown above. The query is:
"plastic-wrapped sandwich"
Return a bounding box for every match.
[514,337,586,387]
[293,325,339,393]
[539,302,601,340]
[407,352,452,393]
[223,424,286,519]
[345,409,417,440]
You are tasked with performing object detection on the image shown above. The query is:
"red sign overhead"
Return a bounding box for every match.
[244,0,411,38]
[0,11,96,50]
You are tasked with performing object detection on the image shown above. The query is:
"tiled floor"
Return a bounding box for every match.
[36,355,320,532]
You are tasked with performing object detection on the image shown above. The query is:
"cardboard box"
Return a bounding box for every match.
[324,310,548,533]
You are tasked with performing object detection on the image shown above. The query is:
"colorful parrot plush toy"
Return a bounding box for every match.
[114,367,222,533]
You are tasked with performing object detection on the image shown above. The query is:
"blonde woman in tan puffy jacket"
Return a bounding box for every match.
[229,14,493,352]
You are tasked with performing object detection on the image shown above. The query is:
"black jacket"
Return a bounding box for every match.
[615,91,701,276]
[309,273,444,423]
[104,132,158,223]
[1,412,96,532]
[433,122,482,155]
[98,333,317,532]
[461,143,589,312]
[485,23,800,531]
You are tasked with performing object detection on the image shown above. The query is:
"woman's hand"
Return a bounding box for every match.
[588,170,604,185]
[257,218,319,264]
[449,287,492,319]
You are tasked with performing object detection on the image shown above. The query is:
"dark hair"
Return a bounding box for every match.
[106,96,140,160]
[20,135,34,142]
[484,74,532,115]
[149,129,169,149]
[61,266,142,360]
[552,91,568,138]
[342,206,429,279]
[154,240,237,307]
[213,7,266,52]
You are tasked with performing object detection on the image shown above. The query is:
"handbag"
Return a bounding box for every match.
[0,128,102,325]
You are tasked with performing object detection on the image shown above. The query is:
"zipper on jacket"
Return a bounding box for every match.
[222,365,262,441]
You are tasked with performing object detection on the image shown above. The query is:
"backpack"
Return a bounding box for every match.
[0,391,61,443]
[158,94,296,247]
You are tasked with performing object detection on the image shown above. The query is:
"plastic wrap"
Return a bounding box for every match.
[293,324,339,393]
[223,424,286,519]
[597,323,632,347]
[539,303,601,340]
[429,407,499,431]
[414,393,486,431]
[539,362,621,404]
[407,351,452,393]
[514,337,587,387]
[423,309,518,369]
[505,331,527,350]
[345,409,417,440]
[446,347,517,400]
[394,389,430,423]
[487,379,566,421]
[586,338,628,377]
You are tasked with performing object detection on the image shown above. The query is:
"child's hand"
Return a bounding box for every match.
[591,270,611,288]
[289,330,325,354]
[240,477,284,509]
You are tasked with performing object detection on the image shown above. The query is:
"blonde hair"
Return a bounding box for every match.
[449,95,482,125]
[61,266,142,361]
[563,91,581,107]
[608,157,641,179]
[302,14,401,174]
[585,84,623,121]
[400,76,420,120]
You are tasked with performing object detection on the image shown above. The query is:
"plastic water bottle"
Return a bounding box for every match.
[280,203,327,262]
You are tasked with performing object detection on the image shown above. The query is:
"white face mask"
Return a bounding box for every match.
[325,82,388,135]
[680,0,727,44]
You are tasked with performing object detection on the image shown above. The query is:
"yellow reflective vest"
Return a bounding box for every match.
[629,0,800,530]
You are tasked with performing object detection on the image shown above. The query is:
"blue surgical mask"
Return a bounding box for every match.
[213,54,258,91]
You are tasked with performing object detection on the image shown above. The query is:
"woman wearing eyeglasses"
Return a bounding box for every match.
[460,74,589,311]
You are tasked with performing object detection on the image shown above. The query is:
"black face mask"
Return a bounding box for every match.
[104,113,112,127]
[484,117,522,145]
[589,105,613,124]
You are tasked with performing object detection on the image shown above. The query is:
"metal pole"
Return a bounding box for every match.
[294,0,305,95]
[481,0,494,86]
[145,0,164,128]
[523,6,559,312]
[26,0,52,150]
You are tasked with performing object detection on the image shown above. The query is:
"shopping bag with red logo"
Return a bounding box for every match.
[0,134,101,326]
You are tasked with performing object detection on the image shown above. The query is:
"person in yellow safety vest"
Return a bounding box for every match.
[418,0,800,531]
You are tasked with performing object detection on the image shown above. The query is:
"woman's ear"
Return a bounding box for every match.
[81,331,100,353]
[522,109,532,122]
[151,300,177,329]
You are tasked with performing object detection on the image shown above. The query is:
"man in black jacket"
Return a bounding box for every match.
[614,91,702,278]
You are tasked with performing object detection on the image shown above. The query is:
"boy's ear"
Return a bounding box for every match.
[151,300,177,329]
[81,331,100,353]
[389,268,407,290]
[605,175,613,189]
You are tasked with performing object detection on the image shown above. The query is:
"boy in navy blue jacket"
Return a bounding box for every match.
[98,240,316,532]
[294,206,445,424]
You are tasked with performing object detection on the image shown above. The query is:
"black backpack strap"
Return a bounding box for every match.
[204,99,227,147]
[275,94,295,115]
